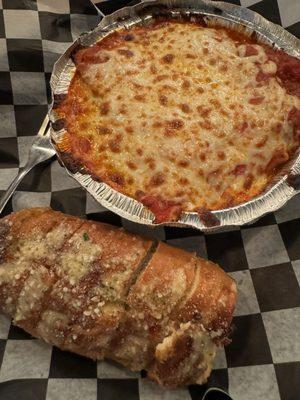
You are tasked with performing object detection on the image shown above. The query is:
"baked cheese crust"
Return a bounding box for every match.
[56,19,300,222]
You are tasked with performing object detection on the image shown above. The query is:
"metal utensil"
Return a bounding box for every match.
[0,115,55,214]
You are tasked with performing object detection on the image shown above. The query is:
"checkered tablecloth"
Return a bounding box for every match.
[0,0,300,399]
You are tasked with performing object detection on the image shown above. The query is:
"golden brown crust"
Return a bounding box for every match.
[176,259,237,336]
[0,207,236,387]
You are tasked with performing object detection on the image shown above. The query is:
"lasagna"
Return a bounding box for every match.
[55,18,300,223]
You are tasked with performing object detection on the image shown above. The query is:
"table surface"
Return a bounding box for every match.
[0,1,300,399]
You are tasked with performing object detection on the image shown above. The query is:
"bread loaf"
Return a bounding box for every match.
[0,208,236,387]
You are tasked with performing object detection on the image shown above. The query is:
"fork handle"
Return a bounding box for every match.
[0,166,33,214]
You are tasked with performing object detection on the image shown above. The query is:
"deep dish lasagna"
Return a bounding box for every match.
[55,18,300,223]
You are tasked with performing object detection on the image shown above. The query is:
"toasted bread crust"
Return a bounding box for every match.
[0,208,236,387]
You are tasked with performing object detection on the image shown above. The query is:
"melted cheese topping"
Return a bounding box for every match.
[57,19,300,214]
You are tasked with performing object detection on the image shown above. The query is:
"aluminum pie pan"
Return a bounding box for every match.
[49,0,300,232]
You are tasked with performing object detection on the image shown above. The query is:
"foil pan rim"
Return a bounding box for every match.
[49,0,300,232]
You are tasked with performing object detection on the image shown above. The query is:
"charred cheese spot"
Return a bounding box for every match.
[150,172,165,187]
[153,121,163,128]
[118,49,134,58]
[255,136,268,148]
[178,160,190,167]
[127,161,137,170]
[232,164,247,176]
[288,107,300,139]
[236,121,248,133]
[123,33,135,41]
[100,102,110,115]
[108,141,121,153]
[256,70,271,83]
[91,88,101,97]
[166,119,184,130]
[155,74,168,82]
[161,54,175,64]
[219,64,228,73]
[249,96,264,105]
[244,173,254,190]
[179,103,191,113]
[182,80,190,90]
[179,177,189,185]
[145,157,156,169]
[158,95,168,106]
[245,45,258,56]
[150,65,157,74]
[217,151,225,160]
[80,122,89,130]
[73,136,91,154]
[119,104,127,114]
[97,53,110,63]
[98,126,111,135]
[108,135,122,153]
[110,172,125,186]
[134,94,146,102]
[127,177,134,184]
[199,120,213,130]
[197,106,211,118]
[125,126,134,134]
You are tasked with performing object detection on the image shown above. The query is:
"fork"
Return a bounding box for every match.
[0,115,55,214]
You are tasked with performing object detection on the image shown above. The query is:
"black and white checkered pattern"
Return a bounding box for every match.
[0,1,299,399]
